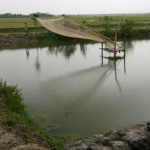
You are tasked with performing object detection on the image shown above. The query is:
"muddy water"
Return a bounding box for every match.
[0,39,150,137]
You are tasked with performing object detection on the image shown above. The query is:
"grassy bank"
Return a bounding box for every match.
[0,81,64,149]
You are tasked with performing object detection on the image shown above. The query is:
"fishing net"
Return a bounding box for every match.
[37,15,122,52]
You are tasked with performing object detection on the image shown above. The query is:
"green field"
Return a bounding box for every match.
[73,15,150,31]
[0,18,41,28]
[0,15,150,34]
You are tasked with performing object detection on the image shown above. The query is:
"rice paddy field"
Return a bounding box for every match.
[73,15,150,31]
[0,14,149,33]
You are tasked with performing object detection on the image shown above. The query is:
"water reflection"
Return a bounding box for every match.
[35,49,41,73]
[114,59,122,93]
[80,43,87,56]
[24,43,88,60]
[47,43,87,59]
[124,46,126,74]
[25,48,42,73]
[123,40,134,50]
[24,42,126,94]
[1,39,150,137]
[40,65,113,131]
[40,52,125,134]
[24,43,90,76]
[101,56,124,94]
[25,48,30,59]
[24,41,127,134]
[100,40,127,94]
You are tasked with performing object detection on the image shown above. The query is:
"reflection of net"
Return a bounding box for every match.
[37,15,122,52]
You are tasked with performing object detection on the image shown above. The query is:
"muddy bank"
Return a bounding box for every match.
[0,33,39,48]
[0,33,96,50]
[65,122,150,150]
[0,97,53,150]
[0,30,150,48]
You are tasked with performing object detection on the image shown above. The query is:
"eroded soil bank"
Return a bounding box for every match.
[0,31,150,48]
[0,33,38,48]
[0,33,90,49]
[0,97,53,150]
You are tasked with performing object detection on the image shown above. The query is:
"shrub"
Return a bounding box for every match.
[120,19,135,37]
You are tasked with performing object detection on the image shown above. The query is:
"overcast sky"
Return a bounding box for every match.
[1,0,150,15]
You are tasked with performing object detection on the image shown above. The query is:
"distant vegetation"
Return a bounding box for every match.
[74,14,150,38]
[0,12,53,18]
[100,16,136,37]
[120,19,135,37]
[103,16,113,36]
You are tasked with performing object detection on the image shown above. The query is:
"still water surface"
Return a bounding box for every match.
[0,40,150,137]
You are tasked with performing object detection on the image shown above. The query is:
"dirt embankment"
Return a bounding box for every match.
[0,93,53,150]
[0,34,38,47]
[65,122,150,150]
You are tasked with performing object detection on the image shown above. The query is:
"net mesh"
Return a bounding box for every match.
[37,15,122,52]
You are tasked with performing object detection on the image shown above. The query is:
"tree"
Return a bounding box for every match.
[32,13,39,18]
[103,16,113,36]
[120,19,135,37]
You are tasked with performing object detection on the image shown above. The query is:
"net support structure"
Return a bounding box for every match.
[37,15,123,53]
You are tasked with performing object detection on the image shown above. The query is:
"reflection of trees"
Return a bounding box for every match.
[25,49,30,59]
[122,39,133,50]
[47,43,87,59]
[25,48,41,73]
[25,42,88,76]
[35,49,41,73]
[48,45,76,59]
[80,43,87,56]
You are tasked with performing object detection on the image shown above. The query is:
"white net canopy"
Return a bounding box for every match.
[37,15,122,52]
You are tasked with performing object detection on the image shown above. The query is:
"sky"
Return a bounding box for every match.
[1,0,150,15]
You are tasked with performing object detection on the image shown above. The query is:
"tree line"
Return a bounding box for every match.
[0,12,53,18]
[103,16,135,37]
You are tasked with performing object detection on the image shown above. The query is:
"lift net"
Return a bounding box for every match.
[37,15,122,52]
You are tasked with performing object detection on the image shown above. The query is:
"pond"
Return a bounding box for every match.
[0,39,150,138]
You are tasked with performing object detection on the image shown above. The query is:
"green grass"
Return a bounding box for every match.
[0,15,149,37]
[0,18,41,28]
[73,15,150,30]
[0,80,64,149]
[0,15,149,29]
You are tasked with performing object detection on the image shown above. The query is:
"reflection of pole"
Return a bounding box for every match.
[114,19,121,59]
[101,42,104,66]
[114,59,117,79]
[35,49,41,73]
[26,49,30,59]
[124,34,126,74]
[114,28,117,59]
[114,59,122,93]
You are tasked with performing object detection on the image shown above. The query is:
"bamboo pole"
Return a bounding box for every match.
[114,19,122,58]
[101,42,104,66]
